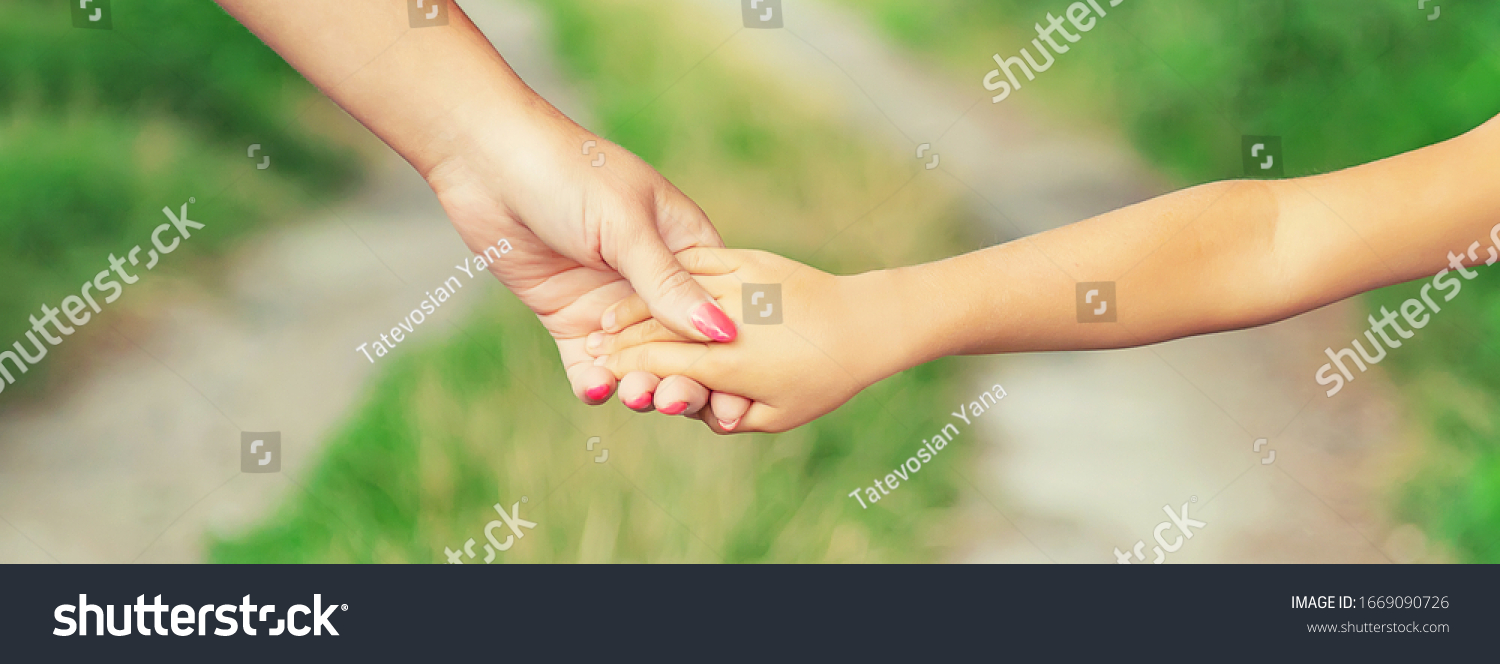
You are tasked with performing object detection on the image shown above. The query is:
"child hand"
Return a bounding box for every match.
[586,248,906,433]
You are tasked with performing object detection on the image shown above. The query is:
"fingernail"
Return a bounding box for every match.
[626,393,654,410]
[691,303,737,342]
[586,332,604,351]
[660,401,690,415]
[718,417,741,431]
[602,308,616,330]
[585,385,610,401]
[593,355,608,367]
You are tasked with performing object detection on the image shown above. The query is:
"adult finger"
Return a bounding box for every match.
[617,371,660,411]
[567,360,618,405]
[608,220,737,344]
[654,375,709,417]
[737,401,785,433]
[696,399,781,434]
[708,392,752,432]
[656,186,727,253]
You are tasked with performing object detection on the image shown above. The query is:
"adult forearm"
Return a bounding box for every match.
[214,0,559,177]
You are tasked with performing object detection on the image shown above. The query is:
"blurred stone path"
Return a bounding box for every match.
[0,0,576,563]
[721,0,1428,563]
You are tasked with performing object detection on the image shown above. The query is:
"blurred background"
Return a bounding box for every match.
[0,0,1496,563]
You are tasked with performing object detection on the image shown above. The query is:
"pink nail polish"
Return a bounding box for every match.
[718,417,741,431]
[626,394,654,410]
[660,401,690,415]
[585,385,610,401]
[691,303,737,342]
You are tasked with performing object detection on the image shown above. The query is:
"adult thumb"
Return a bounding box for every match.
[611,227,736,343]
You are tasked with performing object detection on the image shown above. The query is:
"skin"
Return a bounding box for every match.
[593,113,1500,433]
[214,0,751,424]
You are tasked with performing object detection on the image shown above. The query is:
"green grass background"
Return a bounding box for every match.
[0,0,363,395]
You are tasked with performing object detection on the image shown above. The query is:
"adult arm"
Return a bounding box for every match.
[215,0,748,416]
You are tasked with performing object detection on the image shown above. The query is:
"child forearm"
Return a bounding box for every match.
[881,115,1500,370]
[877,179,1285,366]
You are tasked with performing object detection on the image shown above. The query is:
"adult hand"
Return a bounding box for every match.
[427,113,753,422]
[215,0,753,425]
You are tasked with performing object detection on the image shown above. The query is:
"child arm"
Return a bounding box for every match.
[598,115,1500,432]
[889,115,1500,367]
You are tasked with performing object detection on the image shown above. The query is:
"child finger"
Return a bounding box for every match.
[594,319,688,356]
[674,247,743,275]
[602,294,652,333]
[603,342,712,381]
[693,274,748,304]
[617,372,661,411]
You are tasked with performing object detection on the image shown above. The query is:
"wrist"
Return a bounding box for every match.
[865,261,974,371]
[839,267,953,384]
[420,85,576,188]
